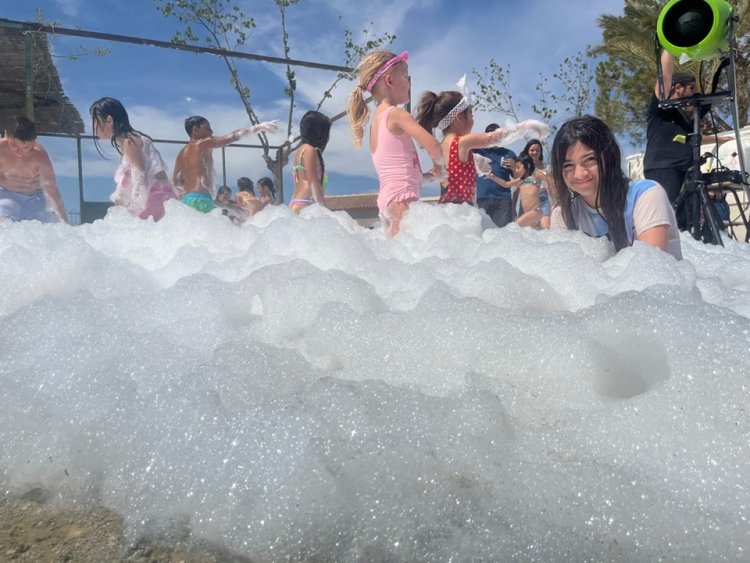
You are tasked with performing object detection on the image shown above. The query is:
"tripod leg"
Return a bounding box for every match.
[682,190,702,241]
[699,187,725,246]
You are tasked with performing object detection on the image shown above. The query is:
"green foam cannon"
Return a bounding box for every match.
[657,0,733,60]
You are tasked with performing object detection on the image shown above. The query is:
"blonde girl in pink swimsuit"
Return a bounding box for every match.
[346,51,444,237]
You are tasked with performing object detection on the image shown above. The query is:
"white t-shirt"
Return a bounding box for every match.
[550,185,682,259]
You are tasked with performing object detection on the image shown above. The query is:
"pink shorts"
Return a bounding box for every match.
[139,180,177,221]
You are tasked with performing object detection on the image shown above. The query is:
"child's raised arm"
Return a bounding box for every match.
[456,128,507,161]
[389,107,444,176]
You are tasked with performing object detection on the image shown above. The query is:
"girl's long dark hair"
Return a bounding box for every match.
[299,110,331,184]
[89,97,150,156]
[550,115,629,251]
[515,152,536,180]
[522,138,544,164]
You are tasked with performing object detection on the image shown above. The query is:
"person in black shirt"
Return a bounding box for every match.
[643,51,700,208]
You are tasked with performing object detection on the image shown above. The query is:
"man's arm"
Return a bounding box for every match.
[202,121,279,149]
[37,147,69,224]
[655,50,674,100]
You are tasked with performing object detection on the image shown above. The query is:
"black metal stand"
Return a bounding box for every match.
[654,12,749,246]
[661,93,728,246]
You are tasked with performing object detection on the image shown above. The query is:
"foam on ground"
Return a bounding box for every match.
[1,200,748,560]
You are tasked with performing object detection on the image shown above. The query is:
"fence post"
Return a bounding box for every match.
[24,32,34,121]
[77,135,84,223]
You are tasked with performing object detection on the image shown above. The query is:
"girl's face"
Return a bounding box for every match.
[93,114,113,140]
[562,141,600,205]
[512,160,526,179]
[527,143,542,162]
[217,190,230,205]
[387,62,411,105]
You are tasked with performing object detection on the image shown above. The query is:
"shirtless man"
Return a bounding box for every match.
[0,116,68,223]
[173,116,277,213]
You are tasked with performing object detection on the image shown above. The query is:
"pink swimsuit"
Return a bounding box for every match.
[371,106,423,215]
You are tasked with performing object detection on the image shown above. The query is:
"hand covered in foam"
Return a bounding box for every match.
[250,120,279,135]
[423,159,447,183]
[486,128,509,144]
[497,119,551,146]
[473,153,492,177]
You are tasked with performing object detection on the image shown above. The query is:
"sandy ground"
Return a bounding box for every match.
[0,490,252,562]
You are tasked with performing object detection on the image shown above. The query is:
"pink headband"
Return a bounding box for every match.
[365,51,408,92]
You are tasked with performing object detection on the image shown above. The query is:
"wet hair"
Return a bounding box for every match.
[346,50,399,148]
[184,115,208,137]
[485,123,501,133]
[515,152,536,180]
[550,115,630,251]
[257,177,276,203]
[414,90,466,134]
[299,111,331,151]
[8,116,37,142]
[237,177,255,194]
[89,97,150,156]
[298,110,331,185]
[215,185,231,199]
[522,139,544,164]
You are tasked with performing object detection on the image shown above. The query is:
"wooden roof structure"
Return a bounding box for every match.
[0,25,84,135]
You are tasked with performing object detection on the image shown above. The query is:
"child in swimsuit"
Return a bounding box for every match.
[90,97,176,221]
[346,50,444,237]
[512,153,543,228]
[289,111,331,213]
[415,77,507,206]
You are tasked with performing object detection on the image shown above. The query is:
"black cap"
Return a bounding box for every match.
[671,72,696,87]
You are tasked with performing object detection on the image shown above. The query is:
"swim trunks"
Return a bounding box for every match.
[182,191,216,213]
[0,187,56,222]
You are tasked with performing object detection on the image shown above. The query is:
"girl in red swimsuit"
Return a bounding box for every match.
[415,79,507,205]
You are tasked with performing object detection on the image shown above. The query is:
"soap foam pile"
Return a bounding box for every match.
[1,201,748,560]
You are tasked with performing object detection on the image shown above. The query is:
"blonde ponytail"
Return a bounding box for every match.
[346,88,370,148]
[345,50,398,149]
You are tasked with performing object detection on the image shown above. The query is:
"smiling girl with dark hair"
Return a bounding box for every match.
[550,115,681,259]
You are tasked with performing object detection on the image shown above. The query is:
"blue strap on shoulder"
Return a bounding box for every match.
[624,179,658,244]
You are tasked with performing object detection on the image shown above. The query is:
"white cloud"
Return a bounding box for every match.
[52,0,82,17]
[36,0,639,197]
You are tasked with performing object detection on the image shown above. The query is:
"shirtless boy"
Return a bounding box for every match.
[173,116,277,213]
[0,116,68,223]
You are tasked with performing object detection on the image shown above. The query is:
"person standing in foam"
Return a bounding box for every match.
[289,111,331,213]
[415,75,507,206]
[346,50,444,237]
[0,116,68,223]
[550,115,682,259]
[522,138,552,229]
[173,115,278,213]
[90,97,176,221]
[512,153,543,229]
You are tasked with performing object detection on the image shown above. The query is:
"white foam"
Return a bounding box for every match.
[1,203,748,560]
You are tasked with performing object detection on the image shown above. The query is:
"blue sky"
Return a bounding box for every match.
[5,0,629,213]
